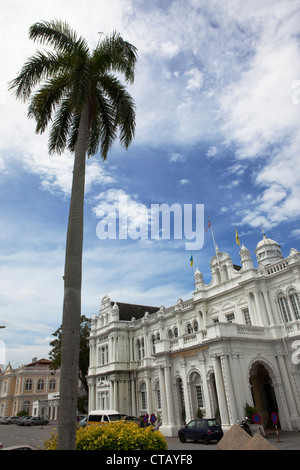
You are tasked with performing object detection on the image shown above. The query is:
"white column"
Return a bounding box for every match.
[198,358,213,417]
[247,292,258,325]
[262,288,275,325]
[253,291,264,326]
[212,354,230,426]
[113,380,118,410]
[131,379,137,416]
[231,354,246,418]
[88,378,96,412]
[146,376,153,414]
[220,354,238,424]
[159,366,168,425]
[277,354,299,419]
[180,361,192,423]
[164,366,175,425]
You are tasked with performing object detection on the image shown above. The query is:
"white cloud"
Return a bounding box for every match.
[169,153,186,163]
[206,146,218,158]
[160,41,179,58]
[180,179,192,186]
[185,68,204,91]
[291,229,300,239]
[216,2,300,229]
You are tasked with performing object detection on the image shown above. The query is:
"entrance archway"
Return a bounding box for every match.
[250,362,279,429]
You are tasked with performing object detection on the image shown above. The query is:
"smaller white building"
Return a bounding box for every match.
[88,235,300,436]
[32,392,60,420]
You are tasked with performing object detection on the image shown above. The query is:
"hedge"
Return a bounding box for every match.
[44,421,167,450]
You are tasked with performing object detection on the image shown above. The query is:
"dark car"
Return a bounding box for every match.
[124,416,141,426]
[24,416,49,426]
[178,418,223,445]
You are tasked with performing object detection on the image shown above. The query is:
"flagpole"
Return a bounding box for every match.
[208,216,218,257]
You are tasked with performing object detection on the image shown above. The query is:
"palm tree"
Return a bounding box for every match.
[9,20,137,450]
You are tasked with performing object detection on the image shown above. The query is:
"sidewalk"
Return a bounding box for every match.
[266,431,300,450]
[165,431,300,451]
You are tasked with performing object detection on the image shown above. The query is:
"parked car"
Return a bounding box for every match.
[0,417,9,424]
[87,410,122,425]
[76,415,86,423]
[124,416,141,426]
[178,419,223,445]
[3,417,19,424]
[1,444,38,450]
[24,416,49,426]
[16,416,33,426]
[78,417,87,427]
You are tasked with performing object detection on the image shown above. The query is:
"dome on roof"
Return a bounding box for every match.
[255,235,281,250]
[255,234,283,267]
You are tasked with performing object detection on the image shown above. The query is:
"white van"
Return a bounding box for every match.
[87,410,122,425]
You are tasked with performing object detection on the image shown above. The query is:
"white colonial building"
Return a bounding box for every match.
[87,235,300,436]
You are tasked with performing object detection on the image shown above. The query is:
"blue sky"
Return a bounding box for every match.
[1,0,300,366]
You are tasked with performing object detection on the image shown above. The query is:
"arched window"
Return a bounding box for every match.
[186,323,193,334]
[23,400,30,413]
[190,372,204,411]
[277,292,292,323]
[174,327,178,338]
[49,378,56,391]
[151,334,156,354]
[154,380,161,410]
[168,329,173,339]
[37,378,44,391]
[193,320,199,332]
[289,289,300,320]
[140,382,147,410]
[141,338,145,358]
[25,379,32,391]
[137,339,141,360]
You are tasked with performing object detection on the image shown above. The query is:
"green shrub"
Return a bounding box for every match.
[244,403,257,423]
[44,421,167,451]
[44,431,58,450]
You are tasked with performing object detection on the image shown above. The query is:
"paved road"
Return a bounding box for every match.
[0,423,299,450]
[0,422,56,449]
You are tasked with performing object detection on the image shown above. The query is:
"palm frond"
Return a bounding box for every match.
[48,99,73,154]
[93,32,137,84]
[29,20,89,57]
[10,21,137,158]
[68,58,92,113]
[115,90,136,149]
[98,75,136,149]
[67,112,80,153]
[8,50,70,101]
[28,73,71,133]
[93,92,116,160]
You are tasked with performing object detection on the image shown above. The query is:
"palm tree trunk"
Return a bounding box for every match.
[57,103,90,450]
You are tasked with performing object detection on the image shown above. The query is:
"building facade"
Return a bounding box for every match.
[0,358,60,420]
[88,235,300,436]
